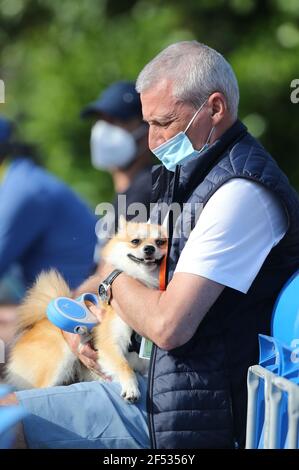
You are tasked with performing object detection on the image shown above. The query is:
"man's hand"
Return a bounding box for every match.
[61,304,111,381]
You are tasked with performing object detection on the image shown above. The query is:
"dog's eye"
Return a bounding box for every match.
[131,239,140,245]
[155,239,166,247]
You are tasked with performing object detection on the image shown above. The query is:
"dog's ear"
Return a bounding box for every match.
[118,215,127,233]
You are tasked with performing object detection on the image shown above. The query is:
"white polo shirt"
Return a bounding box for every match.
[174,178,288,293]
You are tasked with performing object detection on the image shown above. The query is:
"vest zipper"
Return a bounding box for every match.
[147,342,157,449]
[147,166,180,449]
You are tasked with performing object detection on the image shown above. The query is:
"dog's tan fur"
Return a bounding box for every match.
[6,218,167,402]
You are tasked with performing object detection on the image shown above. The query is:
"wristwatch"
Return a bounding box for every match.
[98,269,123,304]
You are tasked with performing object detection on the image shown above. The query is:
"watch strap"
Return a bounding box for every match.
[99,269,123,304]
[105,269,123,286]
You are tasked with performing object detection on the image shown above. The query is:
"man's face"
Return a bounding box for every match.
[141,79,212,151]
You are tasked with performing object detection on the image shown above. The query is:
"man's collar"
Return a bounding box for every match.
[151,120,248,205]
[177,119,248,194]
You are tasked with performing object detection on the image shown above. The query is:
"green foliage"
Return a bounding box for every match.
[0,0,298,210]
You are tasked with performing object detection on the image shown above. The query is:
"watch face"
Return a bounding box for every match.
[98,284,108,301]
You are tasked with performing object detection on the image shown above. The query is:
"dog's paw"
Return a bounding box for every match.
[120,380,141,403]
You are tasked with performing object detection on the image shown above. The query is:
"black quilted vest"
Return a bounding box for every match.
[147,120,299,449]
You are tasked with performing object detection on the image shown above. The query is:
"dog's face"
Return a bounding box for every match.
[102,217,168,277]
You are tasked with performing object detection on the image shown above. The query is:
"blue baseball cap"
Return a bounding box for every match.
[0,116,13,143]
[81,81,142,120]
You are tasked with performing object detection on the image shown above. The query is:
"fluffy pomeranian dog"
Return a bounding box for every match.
[6,217,167,402]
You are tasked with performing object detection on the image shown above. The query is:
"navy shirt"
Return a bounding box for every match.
[113,166,152,227]
[0,158,97,289]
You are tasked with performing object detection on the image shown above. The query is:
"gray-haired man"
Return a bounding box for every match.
[1,41,299,450]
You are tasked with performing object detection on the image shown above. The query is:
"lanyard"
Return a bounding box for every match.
[159,252,167,291]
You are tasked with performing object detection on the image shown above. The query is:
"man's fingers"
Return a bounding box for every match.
[62,330,97,360]
[62,322,111,379]
[62,330,80,354]
[77,354,109,379]
[77,342,98,361]
[78,354,98,370]
[89,305,105,322]
[63,330,111,381]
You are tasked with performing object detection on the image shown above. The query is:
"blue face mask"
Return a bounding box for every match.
[152,100,215,172]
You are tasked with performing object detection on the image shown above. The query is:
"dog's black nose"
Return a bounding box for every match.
[143,245,155,255]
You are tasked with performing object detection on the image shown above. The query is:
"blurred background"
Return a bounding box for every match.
[0,0,299,207]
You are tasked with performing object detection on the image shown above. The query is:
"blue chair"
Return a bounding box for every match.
[271,269,299,347]
[271,270,299,448]
[0,385,27,448]
[247,270,299,449]
[256,335,280,448]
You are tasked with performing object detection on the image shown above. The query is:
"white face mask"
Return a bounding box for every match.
[90,120,146,170]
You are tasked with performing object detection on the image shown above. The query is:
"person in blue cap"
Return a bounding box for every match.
[0,116,97,299]
[75,81,153,294]
[81,81,152,219]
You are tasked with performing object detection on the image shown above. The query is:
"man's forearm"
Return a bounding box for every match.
[77,263,224,351]
[110,271,225,351]
[110,273,164,343]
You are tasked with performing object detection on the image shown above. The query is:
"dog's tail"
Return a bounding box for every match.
[17,270,71,332]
